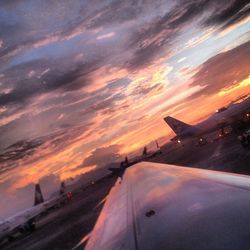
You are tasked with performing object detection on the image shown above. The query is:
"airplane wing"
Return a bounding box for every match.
[85,162,250,250]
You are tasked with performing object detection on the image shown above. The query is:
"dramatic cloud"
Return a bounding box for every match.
[127,0,250,70]
[0,138,44,173]
[204,0,250,29]
[0,0,249,217]
[0,58,103,107]
[189,40,250,98]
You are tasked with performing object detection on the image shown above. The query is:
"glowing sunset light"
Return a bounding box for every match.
[0,0,249,218]
[218,76,250,96]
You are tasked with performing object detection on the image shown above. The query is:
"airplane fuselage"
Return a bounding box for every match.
[0,204,44,240]
[0,193,69,241]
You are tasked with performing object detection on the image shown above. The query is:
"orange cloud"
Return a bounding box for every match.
[218,76,250,96]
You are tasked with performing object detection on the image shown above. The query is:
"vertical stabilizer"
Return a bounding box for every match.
[34,183,44,206]
[60,181,66,195]
[164,116,192,136]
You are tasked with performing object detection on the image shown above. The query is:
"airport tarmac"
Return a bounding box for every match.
[1,175,117,250]
[153,133,250,175]
[2,133,250,250]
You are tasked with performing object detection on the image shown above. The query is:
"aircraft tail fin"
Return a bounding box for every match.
[34,183,44,206]
[164,116,192,135]
[60,181,66,195]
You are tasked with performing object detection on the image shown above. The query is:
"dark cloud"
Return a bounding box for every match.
[0,59,101,106]
[7,138,43,154]
[204,0,250,29]
[82,144,122,168]
[189,40,250,98]
[126,0,211,70]
[127,0,250,70]
[0,0,248,67]
[0,0,147,65]
[0,1,104,62]
[126,42,171,71]
[0,138,44,173]
[86,0,140,29]
[41,63,91,92]
[0,122,95,174]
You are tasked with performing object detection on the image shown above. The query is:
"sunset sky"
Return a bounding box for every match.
[0,0,249,218]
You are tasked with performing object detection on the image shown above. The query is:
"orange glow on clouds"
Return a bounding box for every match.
[218,76,250,96]
[1,8,249,194]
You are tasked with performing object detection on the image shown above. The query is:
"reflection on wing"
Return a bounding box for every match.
[85,162,250,250]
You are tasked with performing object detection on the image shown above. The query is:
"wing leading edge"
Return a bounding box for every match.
[85,162,250,250]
